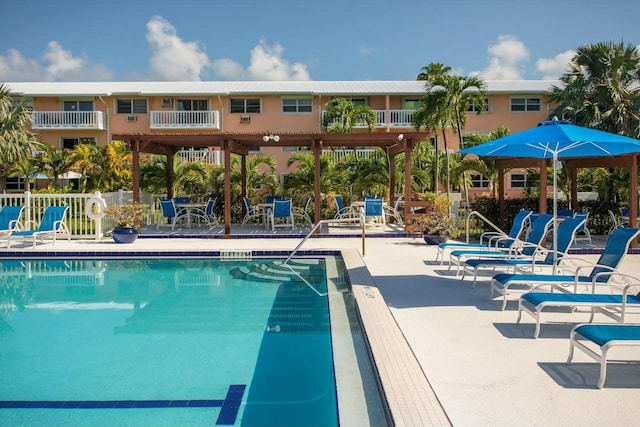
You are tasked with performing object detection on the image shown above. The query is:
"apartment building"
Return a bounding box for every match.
[7,80,557,197]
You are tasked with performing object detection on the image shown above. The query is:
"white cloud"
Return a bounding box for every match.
[0,43,112,82]
[213,39,311,81]
[476,35,529,80]
[144,16,210,81]
[359,45,378,55]
[536,50,575,80]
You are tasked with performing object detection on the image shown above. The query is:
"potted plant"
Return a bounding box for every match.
[412,193,456,245]
[104,202,148,243]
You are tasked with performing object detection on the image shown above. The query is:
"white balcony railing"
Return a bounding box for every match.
[176,148,223,165]
[322,148,382,162]
[151,110,220,129]
[32,111,105,130]
[321,109,415,129]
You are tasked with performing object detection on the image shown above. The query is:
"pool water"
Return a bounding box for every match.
[0,258,340,427]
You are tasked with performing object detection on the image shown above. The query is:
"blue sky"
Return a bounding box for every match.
[1,0,639,82]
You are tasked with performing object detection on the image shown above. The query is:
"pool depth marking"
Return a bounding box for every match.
[0,384,246,426]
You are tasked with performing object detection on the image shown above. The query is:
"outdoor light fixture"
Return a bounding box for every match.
[263,134,280,142]
[397,134,404,141]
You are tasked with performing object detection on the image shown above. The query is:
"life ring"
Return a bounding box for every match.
[85,196,107,220]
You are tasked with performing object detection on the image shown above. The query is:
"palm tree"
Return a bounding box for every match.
[459,127,510,198]
[550,41,640,138]
[414,63,487,203]
[550,42,640,202]
[92,140,132,192]
[321,98,377,133]
[68,143,100,192]
[32,145,74,190]
[230,153,278,200]
[0,83,45,190]
[139,153,207,196]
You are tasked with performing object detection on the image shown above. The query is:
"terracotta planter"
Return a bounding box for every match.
[112,226,138,244]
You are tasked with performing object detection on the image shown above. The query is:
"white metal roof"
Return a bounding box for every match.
[5,80,559,97]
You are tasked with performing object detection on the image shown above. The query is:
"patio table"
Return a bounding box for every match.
[174,202,206,229]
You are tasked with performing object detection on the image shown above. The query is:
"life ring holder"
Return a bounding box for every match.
[85,195,107,221]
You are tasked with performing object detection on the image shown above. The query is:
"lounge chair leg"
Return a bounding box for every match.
[598,349,609,389]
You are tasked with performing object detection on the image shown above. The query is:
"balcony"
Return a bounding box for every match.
[32,111,105,130]
[321,109,415,129]
[151,110,220,130]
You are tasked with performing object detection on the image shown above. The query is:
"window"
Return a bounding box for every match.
[470,174,490,188]
[230,98,261,114]
[117,99,148,114]
[282,98,312,113]
[177,99,208,111]
[509,173,528,189]
[403,98,421,110]
[467,97,489,113]
[350,98,367,106]
[63,100,93,112]
[61,137,97,149]
[510,98,540,112]
[282,146,311,152]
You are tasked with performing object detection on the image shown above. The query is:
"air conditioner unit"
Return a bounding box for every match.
[127,115,137,122]
[240,116,251,123]
[161,98,173,106]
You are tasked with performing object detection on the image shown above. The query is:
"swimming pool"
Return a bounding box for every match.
[0,256,386,427]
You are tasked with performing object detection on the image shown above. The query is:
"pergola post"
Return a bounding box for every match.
[403,138,413,231]
[223,139,232,235]
[166,151,175,200]
[313,139,322,227]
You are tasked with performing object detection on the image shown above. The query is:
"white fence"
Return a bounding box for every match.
[0,190,155,240]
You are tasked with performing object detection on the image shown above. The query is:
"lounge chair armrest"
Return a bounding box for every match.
[590,270,639,290]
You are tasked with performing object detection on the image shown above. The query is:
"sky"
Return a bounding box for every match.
[1,0,639,83]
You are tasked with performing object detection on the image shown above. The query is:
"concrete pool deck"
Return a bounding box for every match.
[2,234,639,426]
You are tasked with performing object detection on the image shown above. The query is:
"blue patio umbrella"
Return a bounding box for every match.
[459,119,640,272]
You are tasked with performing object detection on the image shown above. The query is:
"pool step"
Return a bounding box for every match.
[229,259,321,283]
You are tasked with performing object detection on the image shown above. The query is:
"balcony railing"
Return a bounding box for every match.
[151,110,220,129]
[321,109,415,128]
[32,111,105,130]
[176,148,223,164]
[322,148,382,162]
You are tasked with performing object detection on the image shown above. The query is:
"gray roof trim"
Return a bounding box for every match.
[6,80,559,97]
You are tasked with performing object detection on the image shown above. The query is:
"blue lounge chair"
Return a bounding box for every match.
[464,216,585,290]
[436,209,532,264]
[293,196,313,225]
[449,213,554,275]
[0,205,24,236]
[512,228,640,338]
[7,205,70,248]
[567,323,640,389]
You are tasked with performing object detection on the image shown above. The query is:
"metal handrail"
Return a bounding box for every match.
[464,210,503,243]
[284,215,366,264]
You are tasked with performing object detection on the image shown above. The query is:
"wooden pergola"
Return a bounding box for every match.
[491,154,639,246]
[112,131,432,235]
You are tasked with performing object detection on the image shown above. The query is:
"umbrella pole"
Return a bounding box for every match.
[553,152,558,275]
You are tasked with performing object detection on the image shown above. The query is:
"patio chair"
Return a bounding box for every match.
[363,197,384,228]
[0,205,24,237]
[190,196,217,226]
[7,205,70,248]
[436,209,532,264]
[293,196,313,225]
[241,197,266,228]
[567,323,640,389]
[268,199,294,231]
[463,216,585,290]
[332,195,359,224]
[383,196,404,225]
[510,227,640,338]
[448,213,554,275]
[157,199,188,231]
[607,210,623,234]
[573,212,592,244]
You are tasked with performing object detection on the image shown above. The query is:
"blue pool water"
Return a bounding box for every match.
[0,258,339,427]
